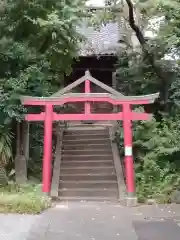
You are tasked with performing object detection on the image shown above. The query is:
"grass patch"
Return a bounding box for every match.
[0,183,52,214]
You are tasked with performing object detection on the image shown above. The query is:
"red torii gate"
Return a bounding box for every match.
[21,71,159,198]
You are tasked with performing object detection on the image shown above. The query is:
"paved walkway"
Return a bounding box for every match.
[0,214,38,240]
[1,203,180,240]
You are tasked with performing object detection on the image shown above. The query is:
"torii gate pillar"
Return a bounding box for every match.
[42,104,53,193]
[123,103,135,199]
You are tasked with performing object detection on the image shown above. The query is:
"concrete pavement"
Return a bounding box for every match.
[1,203,180,240]
[0,214,39,240]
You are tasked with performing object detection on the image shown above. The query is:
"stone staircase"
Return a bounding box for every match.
[58,125,120,201]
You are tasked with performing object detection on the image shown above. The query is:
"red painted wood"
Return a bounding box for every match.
[25,112,152,122]
[53,113,123,121]
[25,112,45,121]
[22,97,151,106]
[85,80,91,114]
[122,103,135,195]
[52,112,151,121]
[42,104,53,193]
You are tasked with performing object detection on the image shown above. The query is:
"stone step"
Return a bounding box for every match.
[58,196,118,202]
[63,144,111,150]
[62,154,113,161]
[63,139,110,145]
[65,129,109,135]
[61,160,114,167]
[64,134,109,140]
[60,173,117,181]
[59,188,118,198]
[67,123,113,129]
[60,167,115,175]
[62,149,112,155]
[56,124,120,202]
[59,180,117,189]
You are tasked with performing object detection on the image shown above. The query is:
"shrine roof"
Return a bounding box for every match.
[77,22,123,56]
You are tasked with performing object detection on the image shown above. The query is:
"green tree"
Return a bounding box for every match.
[0,0,86,184]
[111,0,180,202]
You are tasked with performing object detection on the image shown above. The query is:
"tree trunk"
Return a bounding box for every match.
[0,166,8,186]
[15,122,27,184]
[22,121,30,163]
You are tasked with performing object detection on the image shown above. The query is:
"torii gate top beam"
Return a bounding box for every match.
[20,70,159,106]
[21,92,159,106]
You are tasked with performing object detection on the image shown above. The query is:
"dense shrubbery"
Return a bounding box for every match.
[116,47,180,202]
[0,0,86,184]
[133,118,180,202]
[117,113,180,202]
[114,0,180,202]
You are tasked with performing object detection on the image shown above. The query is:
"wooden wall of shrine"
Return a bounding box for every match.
[61,55,117,114]
[64,55,117,88]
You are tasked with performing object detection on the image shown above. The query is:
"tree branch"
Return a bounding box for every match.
[125,0,146,45]
[125,0,170,104]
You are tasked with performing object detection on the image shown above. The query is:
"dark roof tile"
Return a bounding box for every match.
[77,22,121,56]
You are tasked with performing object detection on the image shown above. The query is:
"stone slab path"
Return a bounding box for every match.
[1,203,180,240]
[133,219,180,240]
